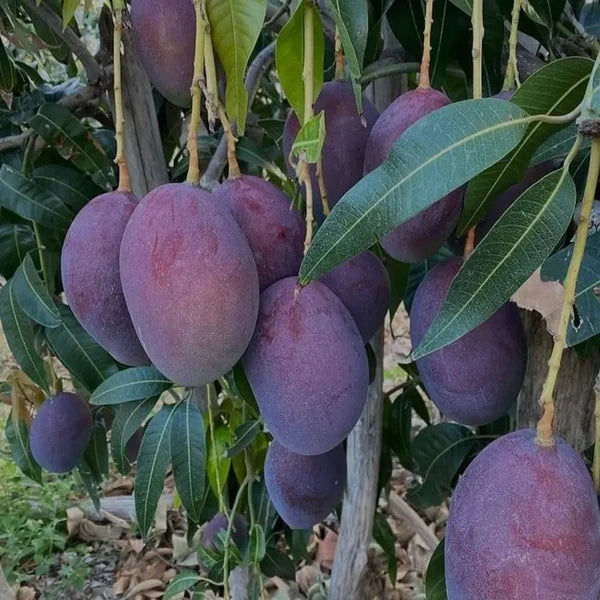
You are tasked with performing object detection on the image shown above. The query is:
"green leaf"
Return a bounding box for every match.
[206,0,267,133]
[389,389,415,469]
[0,280,48,392]
[458,57,593,236]
[77,457,101,511]
[276,1,325,123]
[425,539,447,600]
[5,412,42,483]
[299,98,530,283]
[32,165,103,212]
[83,421,109,480]
[248,523,266,564]
[226,420,261,458]
[111,397,157,474]
[163,571,202,600]
[135,404,177,537]
[386,256,410,321]
[46,304,118,392]
[291,111,326,164]
[0,165,74,229]
[541,231,600,347]
[387,0,469,90]
[448,0,471,14]
[62,0,80,26]
[0,36,15,93]
[171,401,206,523]
[413,169,576,359]
[207,425,232,499]
[260,545,295,580]
[0,224,36,280]
[90,366,171,406]
[523,0,566,31]
[407,424,480,508]
[12,254,61,328]
[325,0,368,111]
[373,514,397,584]
[231,361,259,417]
[29,104,114,189]
[253,479,277,534]
[530,123,589,167]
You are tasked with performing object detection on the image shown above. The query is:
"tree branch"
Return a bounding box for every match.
[22,0,103,83]
[200,42,276,189]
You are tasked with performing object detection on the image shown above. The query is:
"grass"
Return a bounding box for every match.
[0,405,93,598]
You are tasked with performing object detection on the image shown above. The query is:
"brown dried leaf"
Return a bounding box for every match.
[315,530,337,571]
[124,579,165,599]
[128,538,145,554]
[79,520,124,542]
[295,565,320,594]
[66,506,85,536]
[512,268,564,335]
[113,576,130,595]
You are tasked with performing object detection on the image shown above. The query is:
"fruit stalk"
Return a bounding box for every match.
[471,0,484,101]
[503,0,522,91]
[222,476,249,600]
[418,0,434,90]
[301,0,316,253]
[536,135,599,446]
[316,159,330,216]
[203,13,241,178]
[186,0,206,185]
[465,0,484,256]
[112,0,130,192]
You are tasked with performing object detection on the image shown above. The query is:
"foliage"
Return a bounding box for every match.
[0,0,599,598]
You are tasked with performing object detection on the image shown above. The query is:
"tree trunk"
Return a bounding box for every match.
[329,329,385,600]
[119,24,169,197]
[517,310,599,452]
[330,24,404,596]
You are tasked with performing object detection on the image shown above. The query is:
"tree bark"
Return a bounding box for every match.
[330,22,404,599]
[118,24,169,197]
[517,310,599,452]
[329,329,385,600]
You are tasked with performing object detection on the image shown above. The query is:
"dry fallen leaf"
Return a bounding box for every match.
[113,576,130,595]
[124,579,165,599]
[79,519,124,542]
[512,268,564,335]
[66,506,85,536]
[315,530,337,571]
[16,587,35,600]
[128,538,145,555]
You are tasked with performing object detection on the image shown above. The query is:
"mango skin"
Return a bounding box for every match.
[130,0,194,107]
[364,88,463,263]
[410,257,527,426]
[243,277,368,456]
[320,251,391,341]
[215,175,305,290]
[62,191,149,366]
[120,183,259,386]
[30,392,93,473]
[265,441,346,530]
[282,80,379,222]
[446,429,600,600]
[201,513,248,551]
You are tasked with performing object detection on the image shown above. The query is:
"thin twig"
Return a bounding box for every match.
[536,135,592,446]
[200,42,275,189]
